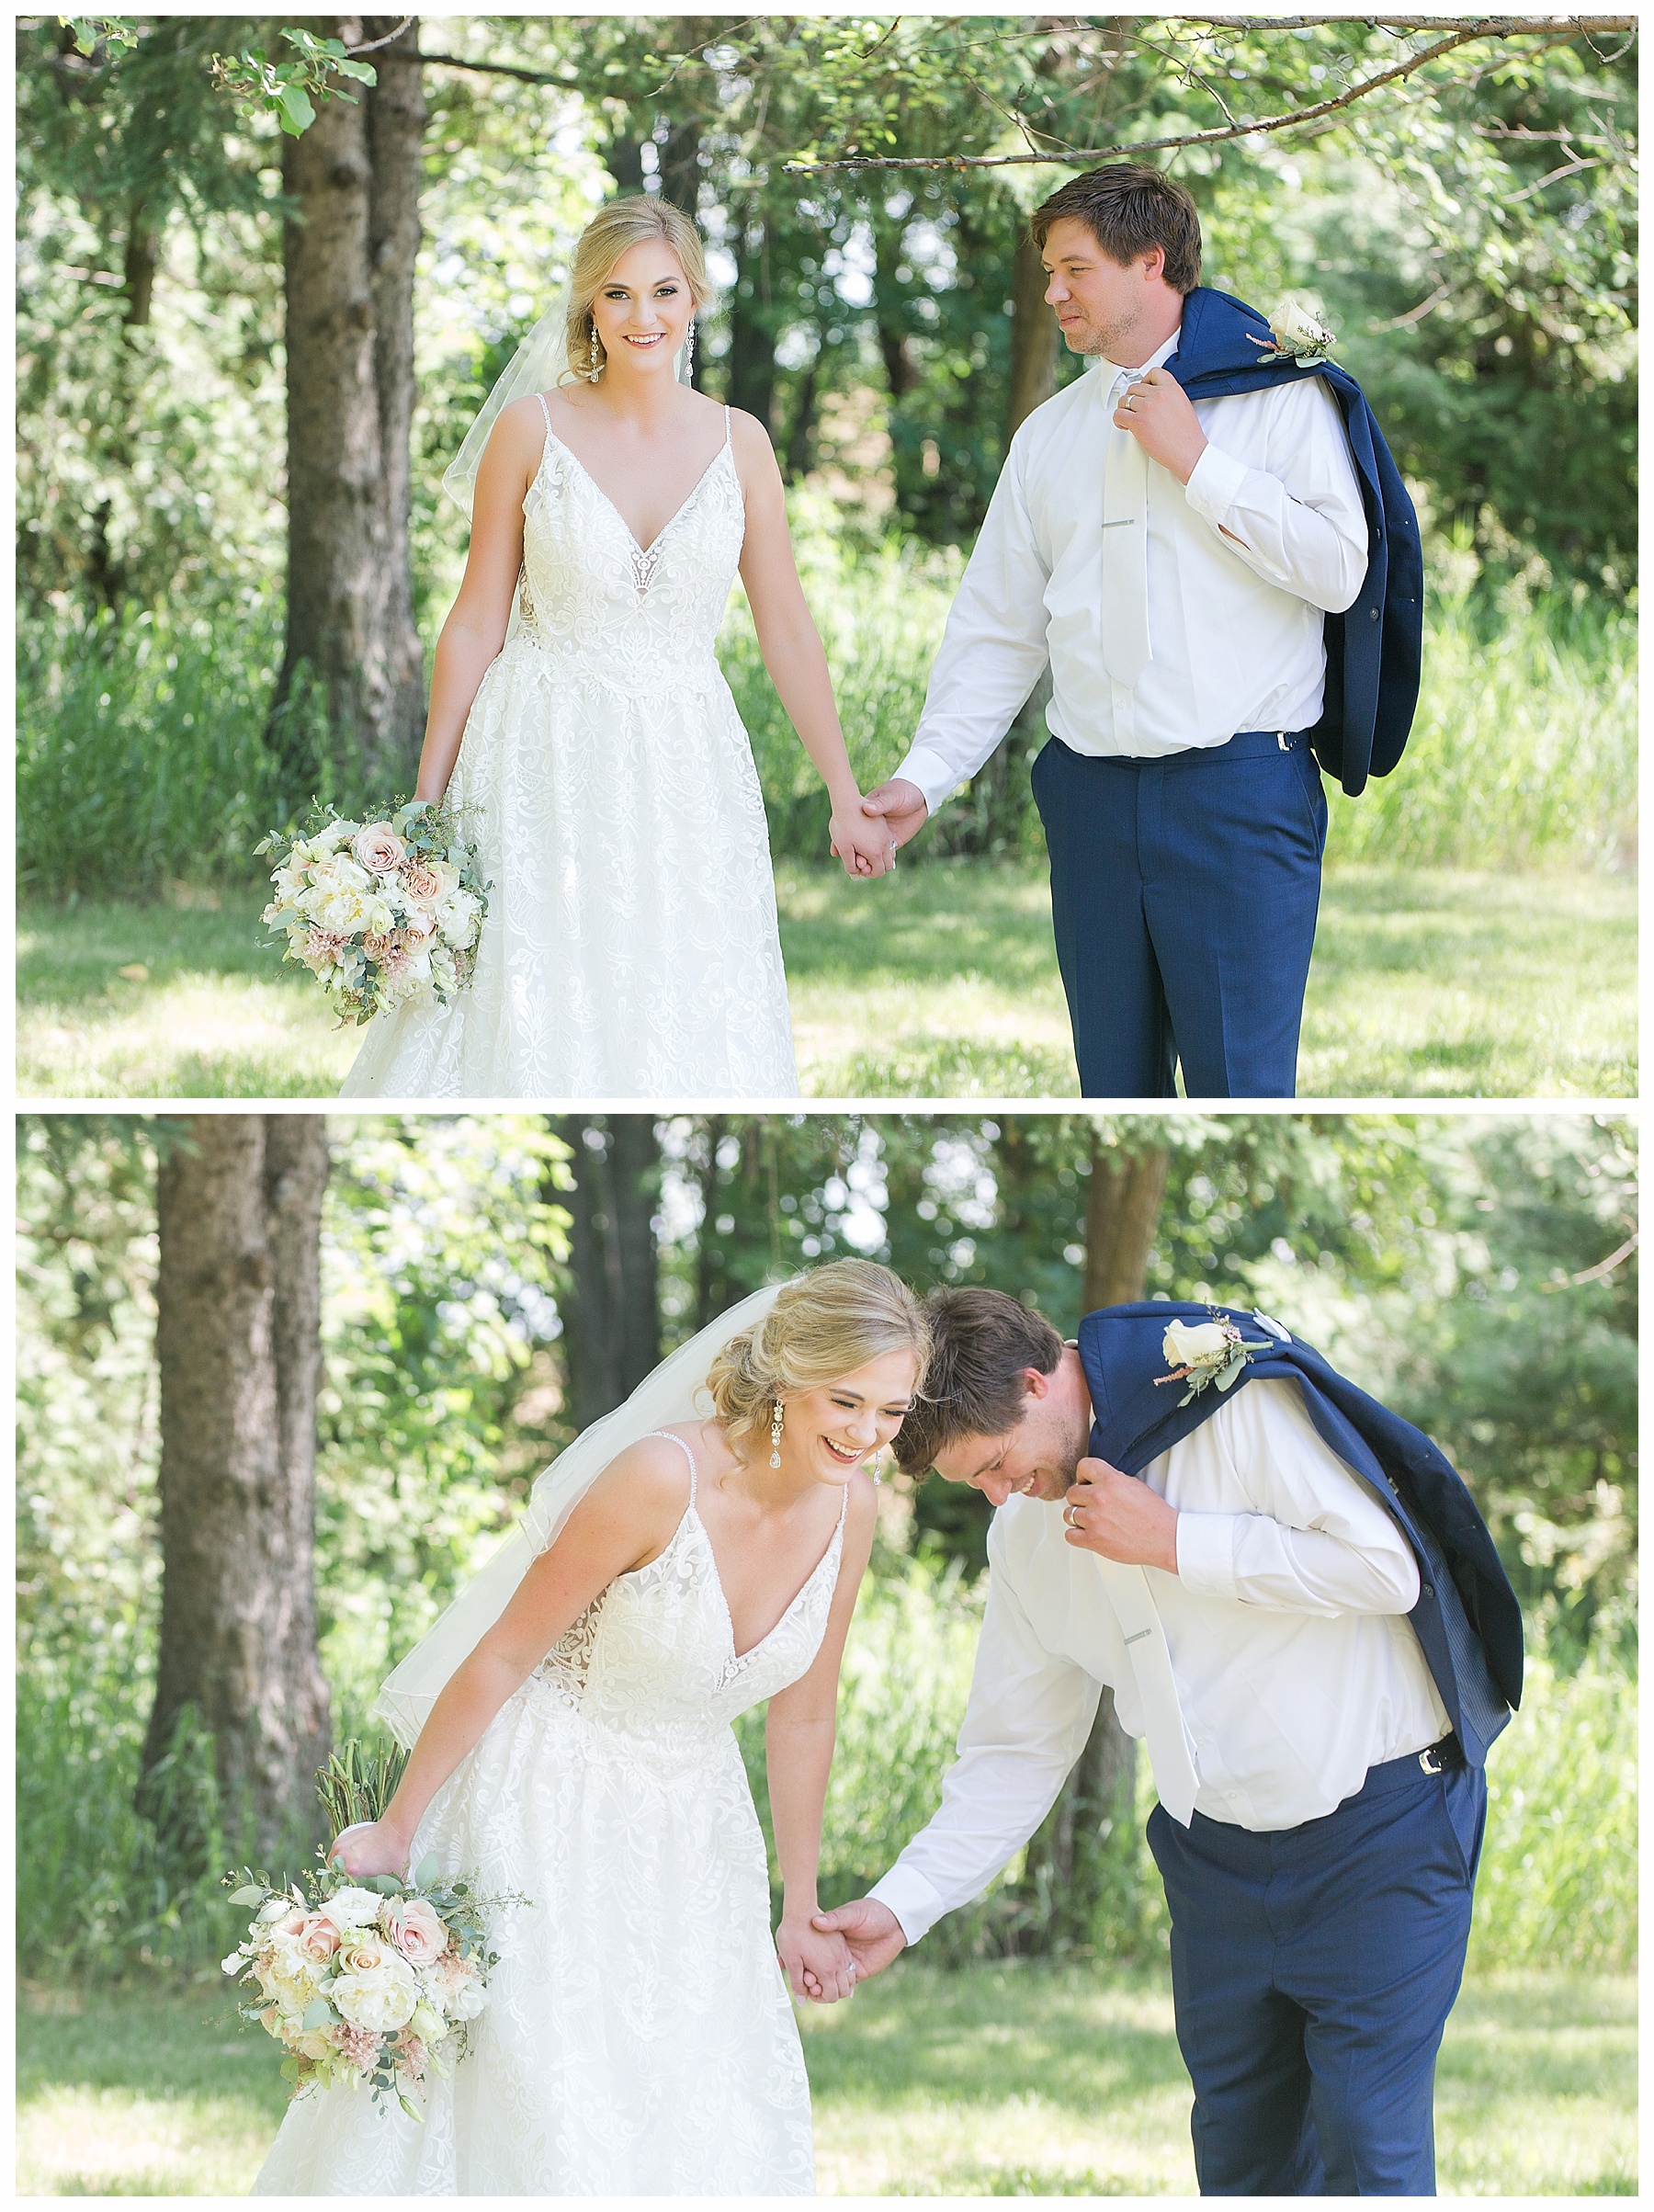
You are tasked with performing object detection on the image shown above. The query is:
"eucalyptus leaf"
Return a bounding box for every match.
[227,1885,266,1907]
[301,1998,333,2030]
[415,1853,440,1888]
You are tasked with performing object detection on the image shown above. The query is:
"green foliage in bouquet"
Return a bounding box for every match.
[221,1738,524,2120]
[255,797,491,1027]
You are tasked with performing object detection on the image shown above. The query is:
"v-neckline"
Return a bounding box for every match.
[539,419,731,559]
[685,1500,844,1666]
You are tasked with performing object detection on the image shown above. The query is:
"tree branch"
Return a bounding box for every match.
[785,17,1635,175]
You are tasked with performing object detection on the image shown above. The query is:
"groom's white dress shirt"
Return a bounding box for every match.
[868,1378,1450,1947]
[893,332,1370,820]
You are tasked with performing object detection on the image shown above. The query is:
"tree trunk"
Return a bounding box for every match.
[551,1117,663,1430]
[1022,1123,1170,1951]
[726,213,776,433]
[1007,229,1059,439]
[142,1116,334,1866]
[272,15,425,799]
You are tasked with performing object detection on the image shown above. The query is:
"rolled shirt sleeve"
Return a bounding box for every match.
[1182,374,1369,616]
[867,1514,1101,1945]
[892,436,1055,821]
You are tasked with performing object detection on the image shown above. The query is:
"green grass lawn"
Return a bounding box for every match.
[17,859,1635,1100]
[16,1963,1636,2195]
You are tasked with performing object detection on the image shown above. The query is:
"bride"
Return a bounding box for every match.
[339,196,891,1101]
[252,1260,930,2195]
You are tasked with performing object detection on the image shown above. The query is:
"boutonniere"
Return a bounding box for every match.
[1154,1310,1274,1407]
[1247,297,1337,369]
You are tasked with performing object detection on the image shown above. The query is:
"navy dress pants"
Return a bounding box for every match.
[1031,729,1328,1099]
[1147,1756,1488,2196]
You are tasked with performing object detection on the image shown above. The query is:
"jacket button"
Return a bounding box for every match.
[1422,1584,1434,1600]
[1369,607,1380,621]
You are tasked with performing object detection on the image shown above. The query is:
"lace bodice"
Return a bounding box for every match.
[530,1432,846,1743]
[515,402,747,695]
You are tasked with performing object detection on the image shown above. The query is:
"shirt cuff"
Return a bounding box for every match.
[892,743,968,823]
[1173,1511,1241,1602]
[1184,440,1251,526]
[867,1864,946,1948]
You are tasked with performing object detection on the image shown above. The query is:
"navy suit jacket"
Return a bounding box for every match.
[1162,287,1423,799]
[1078,1301,1522,1767]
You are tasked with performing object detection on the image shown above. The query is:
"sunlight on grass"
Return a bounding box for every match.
[16,1968,1635,2196]
[17,861,1635,1101]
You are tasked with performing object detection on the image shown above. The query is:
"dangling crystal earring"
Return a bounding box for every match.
[682,319,696,379]
[768,1401,783,1469]
[587,324,602,380]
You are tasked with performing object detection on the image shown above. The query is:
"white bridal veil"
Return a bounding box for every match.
[374,1281,784,1749]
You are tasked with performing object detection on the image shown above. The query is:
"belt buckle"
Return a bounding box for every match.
[1418,1745,1444,1775]
[1276,731,1291,751]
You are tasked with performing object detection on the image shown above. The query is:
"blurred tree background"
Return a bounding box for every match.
[17,1109,1637,1989]
[16,12,1638,890]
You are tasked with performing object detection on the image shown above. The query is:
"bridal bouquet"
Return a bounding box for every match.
[256,798,489,1026]
[222,1743,521,2118]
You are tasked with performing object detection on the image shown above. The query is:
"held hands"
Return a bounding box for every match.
[1113,368,1207,486]
[776,1910,857,2004]
[1063,1457,1181,1573]
[829,797,899,879]
[327,1819,413,1881]
[806,1896,907,1992]
[859,778,929,856]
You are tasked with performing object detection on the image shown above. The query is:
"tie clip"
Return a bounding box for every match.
[1100,518,1138,528]
[1124,1628,1152,1646]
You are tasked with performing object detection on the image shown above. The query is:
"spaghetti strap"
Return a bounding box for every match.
[834,1480,850,1532]
[643,1427,697,1505]
[536,391,552,435]
[722,403,732,448]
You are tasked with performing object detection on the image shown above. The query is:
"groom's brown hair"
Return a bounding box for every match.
[1031,164,1203,295]
[895,1288,1064,1476]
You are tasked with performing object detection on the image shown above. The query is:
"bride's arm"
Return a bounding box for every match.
[412,401,543,803]
[332,1445,688,1877]
[731,416,893,880]
[764,1471,879,2000]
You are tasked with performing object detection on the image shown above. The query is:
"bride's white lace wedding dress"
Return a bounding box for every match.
[253,1434,836,2195]
[340,403,799,1099]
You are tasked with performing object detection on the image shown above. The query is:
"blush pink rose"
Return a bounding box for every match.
[400,908,437,944]
[296,1915,341,1966]
[353,824,407,875]
[275,1908,308,1938]
[362,929,397,962]
[400,856,461,909]
[340,1932,395,1974]
[384,1896,448,1966]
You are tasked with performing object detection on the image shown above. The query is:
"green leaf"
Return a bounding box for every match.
[275,83,315,136]
[335,58,379,85]
[399,2092,425,2124]
[300,1998,334,2029]
[227,1885,266,1907]
[279,2057,300,2083]
[414,1853,440,1888]
[371,1873,403,1895]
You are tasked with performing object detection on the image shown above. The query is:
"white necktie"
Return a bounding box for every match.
[1092,1553,1200,1826]
[1101,370,1151,688]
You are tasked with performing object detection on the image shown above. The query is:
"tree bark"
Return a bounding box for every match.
[142,1116,334,1865]
[551,1117,663,1430]
[1023,1123,1170,1951]
[1007,229,1059,439]
[272,15,425,798]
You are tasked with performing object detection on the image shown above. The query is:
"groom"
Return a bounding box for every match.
[813,1288,1522,2195]
[861,165,1422,1098]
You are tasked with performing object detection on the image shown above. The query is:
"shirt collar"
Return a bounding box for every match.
[1097,325,1182,389]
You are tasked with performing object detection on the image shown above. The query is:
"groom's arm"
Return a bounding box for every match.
[862,1522,1103,1948]
[881,440,1055,829]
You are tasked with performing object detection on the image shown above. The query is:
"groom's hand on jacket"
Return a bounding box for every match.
[860,779,929,855]
[1064,1458,1180,1574]
[810,1897,907,1988]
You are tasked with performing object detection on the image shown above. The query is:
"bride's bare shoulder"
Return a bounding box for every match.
[588,1431,699,1515]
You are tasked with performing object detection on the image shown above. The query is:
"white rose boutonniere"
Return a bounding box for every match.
[1156,1309,1274,1407]
[1248,297,1337,369]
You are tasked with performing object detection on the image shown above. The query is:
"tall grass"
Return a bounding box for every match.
[16,1564,1637,1987]
[17,524,1636,896]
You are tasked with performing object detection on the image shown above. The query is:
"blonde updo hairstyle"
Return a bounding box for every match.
[562,195,713,384]
[704,1261,932,1448]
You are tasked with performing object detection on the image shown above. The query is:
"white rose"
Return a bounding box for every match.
[436,892,480,950]
[1162,1319,1231,1369]
[320,1885,391,1931]
[1267,297,1334,354]
[333,1959,419,2034]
